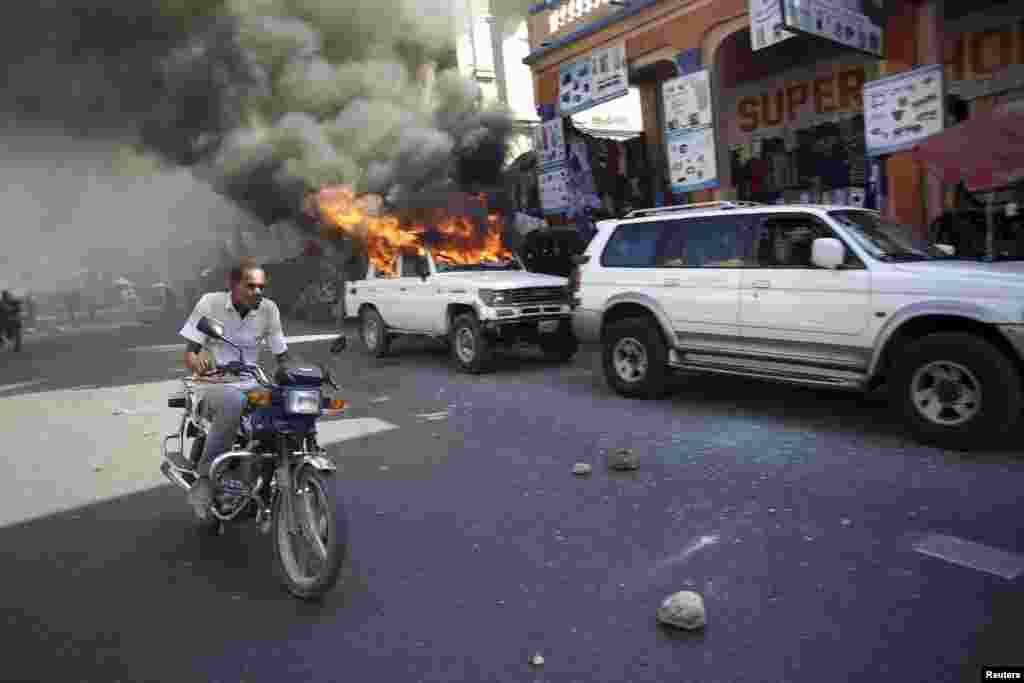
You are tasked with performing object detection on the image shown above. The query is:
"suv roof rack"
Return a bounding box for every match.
[624,201,763,219]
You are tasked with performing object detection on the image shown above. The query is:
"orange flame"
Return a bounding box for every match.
[316,185,511,276]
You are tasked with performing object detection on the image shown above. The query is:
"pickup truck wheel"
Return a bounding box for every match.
[451,314,494,374]
[891,332,1021,450]
[360,309,391,357]
[539,326,578,362]
[602,317,668,399]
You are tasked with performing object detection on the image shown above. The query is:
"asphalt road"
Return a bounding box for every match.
[1,318,1022,683]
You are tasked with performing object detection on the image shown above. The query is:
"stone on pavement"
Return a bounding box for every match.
[657,591,706,630]
[530,653,545,666]
[572,462,592,476]
[607,448,640,471]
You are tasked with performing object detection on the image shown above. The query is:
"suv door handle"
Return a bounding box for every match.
[399,287,408,292]
[663,279,681,287]
[750,280,771,289]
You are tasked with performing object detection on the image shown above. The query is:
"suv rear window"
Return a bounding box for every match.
[600,221,664,267]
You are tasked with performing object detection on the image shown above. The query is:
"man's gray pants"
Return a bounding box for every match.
[196,385,248,477]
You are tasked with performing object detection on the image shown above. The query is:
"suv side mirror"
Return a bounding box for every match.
[811,238,845,269]
[416,258,430,280]
[196,316,225,340]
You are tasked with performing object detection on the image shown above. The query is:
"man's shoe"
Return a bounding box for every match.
[165,449,192,471]
[188,477,215,519]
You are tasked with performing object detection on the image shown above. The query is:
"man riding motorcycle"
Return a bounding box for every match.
[178,256,291,519]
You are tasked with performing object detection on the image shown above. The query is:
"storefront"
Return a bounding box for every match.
[523,0,1024,254]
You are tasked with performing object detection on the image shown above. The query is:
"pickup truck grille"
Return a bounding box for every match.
[501,287,567,305]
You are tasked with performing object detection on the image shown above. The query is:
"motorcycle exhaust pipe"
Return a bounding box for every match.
[160,460,193,491]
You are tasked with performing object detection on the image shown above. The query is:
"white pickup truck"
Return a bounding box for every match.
[346,248,577,373]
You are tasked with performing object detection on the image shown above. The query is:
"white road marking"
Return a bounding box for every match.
[914,533,1024,580]
[416,411,451,419]
[0,380,46,394]
[652,535,720,572]
[317,417,399,446]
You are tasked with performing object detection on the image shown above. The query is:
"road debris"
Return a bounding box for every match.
[416,411,450,420]
[530,653,545,667]
[572,463,592,476]
[657,590,706,630]
[606,448,640,471]
[369,396,390,403]
[841,518,853,526]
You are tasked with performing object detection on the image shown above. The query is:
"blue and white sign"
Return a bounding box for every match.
[663,70,720,193]
[532,118,567,169]
[864,63,944,157]
[538,163,571,216]
[558,42,628,117]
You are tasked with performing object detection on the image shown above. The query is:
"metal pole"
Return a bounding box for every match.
[486,13,509,107]
[986,192,995,260]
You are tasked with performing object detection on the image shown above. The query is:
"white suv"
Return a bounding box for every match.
[571,201,1024,450]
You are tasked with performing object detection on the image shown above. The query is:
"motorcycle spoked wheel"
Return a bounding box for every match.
[272,467,348,600]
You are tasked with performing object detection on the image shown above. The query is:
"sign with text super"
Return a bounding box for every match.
[558,42,628,117]
[864,63,944,157]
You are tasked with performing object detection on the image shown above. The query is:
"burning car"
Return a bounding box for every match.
[317,185,576,373]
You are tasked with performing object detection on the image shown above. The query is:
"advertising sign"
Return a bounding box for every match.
[532,118,567,168]
[863,63,944,156]
[538,164,570,216]
[662,70,720,193]
[750,0,794,51]
[558,42,628,117]
[779,0,886,57]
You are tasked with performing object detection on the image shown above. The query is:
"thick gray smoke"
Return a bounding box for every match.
[142,0,515,222]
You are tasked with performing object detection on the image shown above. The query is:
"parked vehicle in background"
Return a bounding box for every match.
[346,247,576,373]
[571,201,1024,450]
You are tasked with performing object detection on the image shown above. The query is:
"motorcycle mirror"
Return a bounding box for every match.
[197,316,226,340]
[329,335,348,354]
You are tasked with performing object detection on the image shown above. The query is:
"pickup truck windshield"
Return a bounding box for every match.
[829,210,957,262]
[433,254,522,272]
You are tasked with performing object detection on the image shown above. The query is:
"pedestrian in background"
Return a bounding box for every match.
[1,290,23,352]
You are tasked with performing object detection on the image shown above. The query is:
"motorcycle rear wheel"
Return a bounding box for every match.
[272,468,347,600]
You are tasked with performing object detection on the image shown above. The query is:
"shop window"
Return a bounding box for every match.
[656,216,757,268]
[755,216,862,268]
[600,221,664,268]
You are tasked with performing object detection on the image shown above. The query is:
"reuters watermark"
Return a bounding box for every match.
[983,668,1024,680]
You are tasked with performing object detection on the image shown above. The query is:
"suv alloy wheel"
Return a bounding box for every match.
[891,332,1022,449]
[602,317,669,399]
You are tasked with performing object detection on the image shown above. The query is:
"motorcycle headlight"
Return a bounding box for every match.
[285,389,321,415]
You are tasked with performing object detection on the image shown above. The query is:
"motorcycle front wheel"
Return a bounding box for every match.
[272,467,347,600]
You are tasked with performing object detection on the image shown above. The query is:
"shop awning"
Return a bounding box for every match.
[572,125,644,142]
[914,110,1024,191]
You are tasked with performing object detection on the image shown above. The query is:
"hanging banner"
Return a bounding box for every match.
[663,70,720,193]
[558,42,628,117]
[538,163,570,216]
[532,118,567,169]
[864,63,944,156]
[750,0,794,51]
[779,0,886,57]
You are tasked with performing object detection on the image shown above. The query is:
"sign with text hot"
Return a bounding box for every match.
[558,42,628,116]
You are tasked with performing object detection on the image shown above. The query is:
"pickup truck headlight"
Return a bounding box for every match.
[285,389,322,415]
[478,289,506,306]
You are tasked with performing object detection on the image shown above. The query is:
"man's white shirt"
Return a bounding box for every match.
[180,292,288,367]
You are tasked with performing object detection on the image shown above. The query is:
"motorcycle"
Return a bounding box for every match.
[160,316,351,600]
